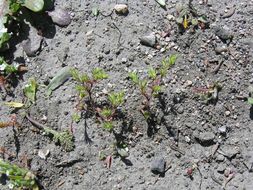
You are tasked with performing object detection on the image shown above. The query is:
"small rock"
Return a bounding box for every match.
[121,57,128,63]
[151,157,166,174]
[225,111,231,116]
[38,149,50,160]
[185,136,191,143]
[185,80,193,87]
[86,30,93,36]
[216,154,225,162]
[166,14,175,21]
[117,147,129,158]
[221,145,240,159]
[218,126,227,134]
[215,46,228,54]
[114,4,128,15]
[214,27,233,41]
[217,164,226,172]
[197,132,215,144]
[22,25,43,57]
[140,33,156,47]
[177,105,184,114]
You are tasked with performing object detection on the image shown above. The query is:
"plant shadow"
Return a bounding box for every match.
[250,105,253,120]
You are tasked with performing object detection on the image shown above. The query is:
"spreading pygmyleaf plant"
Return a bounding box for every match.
[71,68,125,133]
[129,55,177,121]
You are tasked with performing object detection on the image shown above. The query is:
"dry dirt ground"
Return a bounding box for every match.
[1,0,253,189]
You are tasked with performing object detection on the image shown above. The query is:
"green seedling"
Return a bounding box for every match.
[72,112,81,123]
[71,68,125,132]
[71,68,108,110]
[26,115,74,152]
[0,159,39,190]
[23,78,37,104]
[97,91,125,132]
[129,55,177,121]
[175,1,208,31]
[193,82,221,104]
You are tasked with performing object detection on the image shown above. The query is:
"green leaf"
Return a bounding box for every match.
[103,121,114,132]
[80,73,89,83]
[148,67,157,80]
[72,113,81,123]
[21,0,44,12]
[70,68,80,81]
[152,85,161,94]
[75,85,87,98]
[92,7,99,16]
[140,80,147,93]
[108,91,124,107]
[169,54,177,65]
[100,108,113,118]
[23,78,37,103]
[46,67,72,96]
[248,97,253,105]
[142,111,151,120]
[44,127,74,151]
[129,71,139,84]
[155,0,166,7]
[92,68,108,80]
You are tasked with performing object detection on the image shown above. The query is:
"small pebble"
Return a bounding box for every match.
[150,157,166,174]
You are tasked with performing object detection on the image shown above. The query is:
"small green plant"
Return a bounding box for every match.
[71,68,125,132]
[129,55,177,121]
[193,82,221,104]
[175,1,208,31]
[97,91,125,132]
[26,115,75,152]
[71,68,108,109]
[0,159,39,190]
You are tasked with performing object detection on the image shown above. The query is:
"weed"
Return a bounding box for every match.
[96,91,125,132]
[71,68,108,111]
[71,69,125,133]
[0,159,38,190]
[192,82,221,104]
[26,115,75,152]
[175,1,208,32]
[129,55,177,121]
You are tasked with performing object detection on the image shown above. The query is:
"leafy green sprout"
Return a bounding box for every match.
[0,159,38,190]
[44,127,74,152]
[129,55,177,120]
[98,91,125,132]
[248,98,253,105]
[71,68,124,132]
[71,68,108,104]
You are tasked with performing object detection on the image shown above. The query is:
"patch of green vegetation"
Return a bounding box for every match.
[0,159,38,190]
[129,55,177,121]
